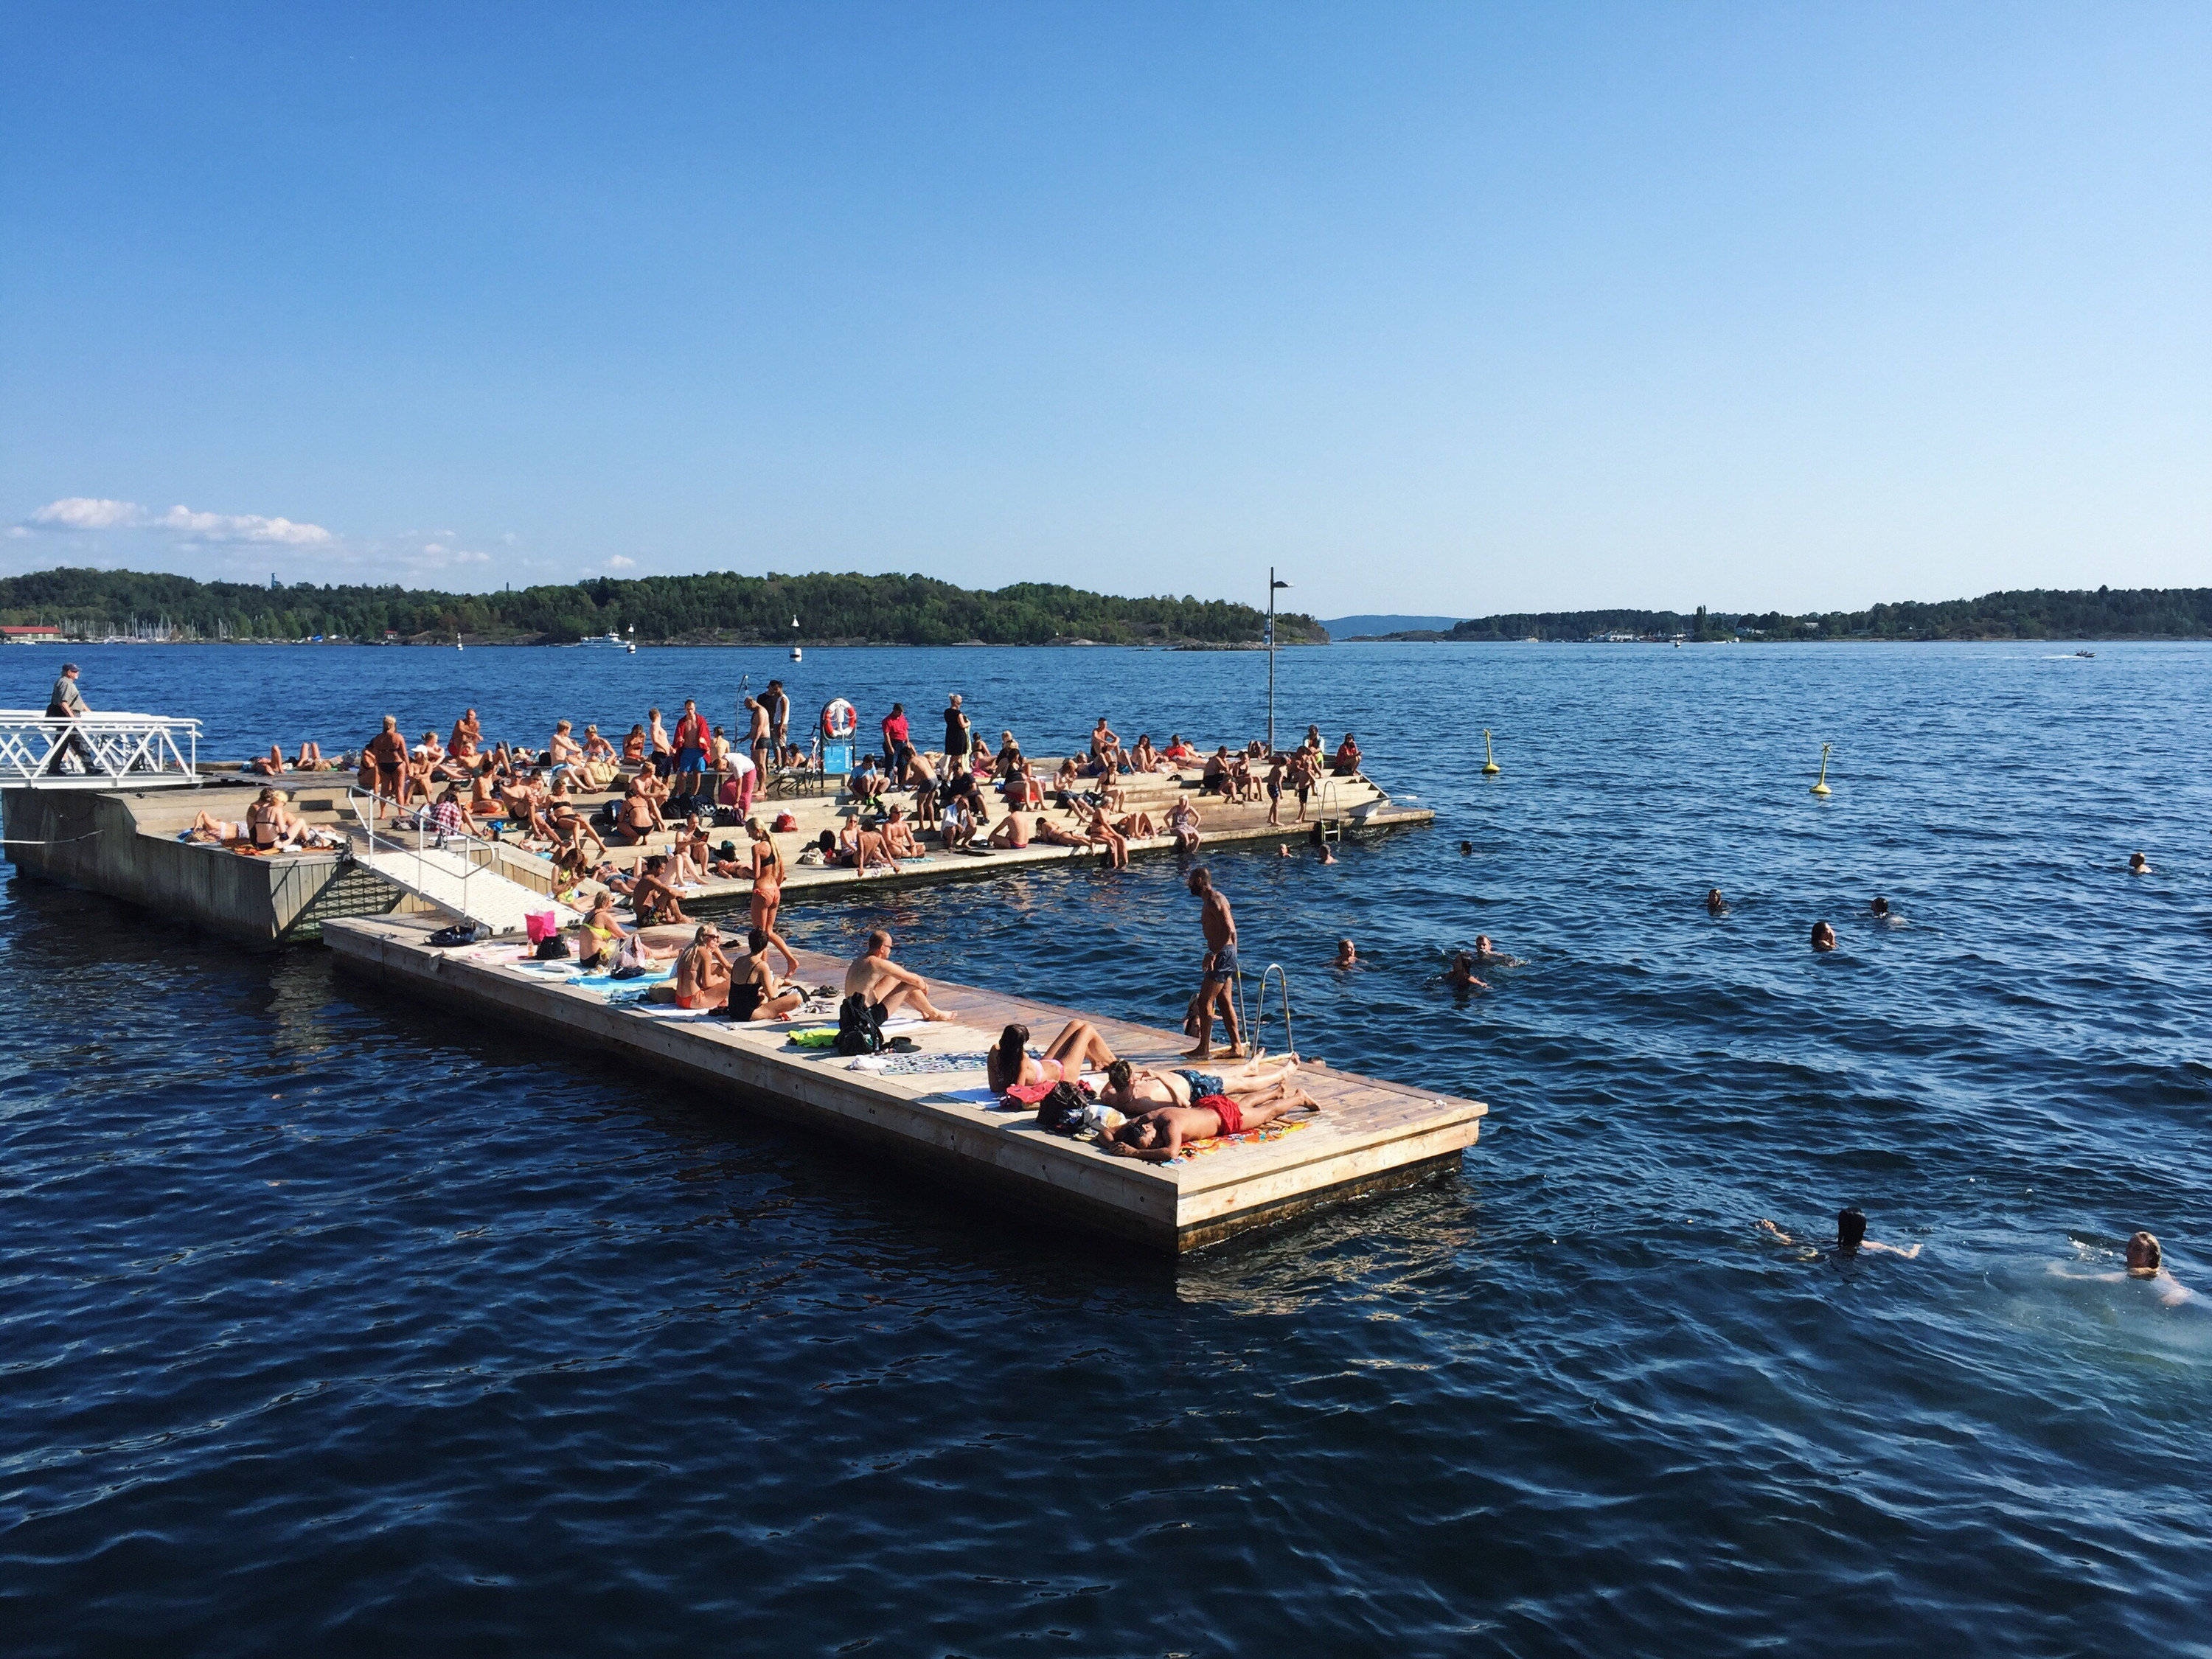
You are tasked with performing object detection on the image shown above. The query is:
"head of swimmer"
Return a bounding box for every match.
[2126,1231,2162,1276]
[1832,1207,1871,1251]
[1811,920,1837,952]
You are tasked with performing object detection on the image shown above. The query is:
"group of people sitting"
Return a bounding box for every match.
[182,787,344,854]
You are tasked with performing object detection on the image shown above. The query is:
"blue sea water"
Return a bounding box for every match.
[3,640,2209,1656]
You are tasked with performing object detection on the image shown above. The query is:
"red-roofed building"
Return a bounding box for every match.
[1,624,63,641]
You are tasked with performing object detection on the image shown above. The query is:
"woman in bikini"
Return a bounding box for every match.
[747,818,787,939]
[364,717,409,821]
[614,777,663,846]
[246,788,293,852]
[987,1020,1117,1094]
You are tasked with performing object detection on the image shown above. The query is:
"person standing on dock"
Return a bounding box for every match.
[764,681,790,759]
[1184,868,1243,1061]
[942,693,970,770]
[41,662,97,775]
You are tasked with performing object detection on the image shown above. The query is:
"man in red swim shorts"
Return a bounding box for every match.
[1096,1080,1320,1162]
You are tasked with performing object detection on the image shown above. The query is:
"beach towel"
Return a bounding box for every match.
[1167,1119,1311,1163]
[844,1051,995,1077]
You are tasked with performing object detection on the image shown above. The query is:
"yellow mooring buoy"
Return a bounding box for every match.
[1482,729,1500,776]
[1810,742,1833,796]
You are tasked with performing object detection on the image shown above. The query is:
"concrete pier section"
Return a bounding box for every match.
[321,916,1486,1253]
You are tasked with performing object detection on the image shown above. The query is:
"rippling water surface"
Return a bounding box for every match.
[4,641,2209,1655]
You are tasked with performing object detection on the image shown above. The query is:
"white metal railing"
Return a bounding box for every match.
[347,785,485,925]
[0,710,201,786]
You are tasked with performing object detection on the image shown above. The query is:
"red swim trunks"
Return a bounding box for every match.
[1197,1093,1243,1135]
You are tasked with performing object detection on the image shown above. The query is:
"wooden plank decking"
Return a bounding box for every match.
[321,915,1486,1253]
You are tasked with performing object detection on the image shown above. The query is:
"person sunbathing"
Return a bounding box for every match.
[1032,815,1090,849]
[574,893,634,967]
[1095,1079,1320,1161]
[1097,1055,1304,1113]
[245,787,298,851]
[614,779,664,846]
[843,929,952,1021]
[248,745,286,776]
[449,709,482,763]
[184,810,245,844]
[852,823,900,877]
[630,855,691,926]
[988,1020,1117,1093]
[649,925,732,1008]
[939,794,978,852]
[717,925,804,1020]
[880,806,922,860]
[987,811,1031,849]
[1168,795,1201,852]
[1050,756,1083,804]
[1112,809,1157,839]
[1078,801,1130,869]
[1163,734,1198,764]
[621,724,647,766]
[995,734,1023,779]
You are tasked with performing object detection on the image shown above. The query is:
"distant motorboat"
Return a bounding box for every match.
[577,630,631,650]
[2075,650,2096,658]
[790,646,802,662]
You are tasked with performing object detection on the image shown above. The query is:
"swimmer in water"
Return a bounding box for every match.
[1334,939,1356,968]
[1759,1208,1920,1259]
[1810,919,1837,953]
[1459,841,1473,855]
[1443,951,1488,992]
[1870,896,1890,918]
[2049,1229,2191,1306]
[1705,888,1728,916]
[2129,852,2151,874]
[1472,933,1523,967]
[1318,843,1337,865]
[1278,844,1294,858]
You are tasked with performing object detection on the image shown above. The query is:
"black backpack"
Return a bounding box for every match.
[1035,1081,1094,1135]
[833,994,884,1056]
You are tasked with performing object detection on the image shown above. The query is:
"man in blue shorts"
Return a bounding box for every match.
[1184,866,1243,1060]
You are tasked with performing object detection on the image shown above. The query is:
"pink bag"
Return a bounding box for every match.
[524,909,557,944]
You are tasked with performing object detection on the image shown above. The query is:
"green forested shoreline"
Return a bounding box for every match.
[1352,587,2212,642]
[3,567,2206,644]
[0,568,1325,646]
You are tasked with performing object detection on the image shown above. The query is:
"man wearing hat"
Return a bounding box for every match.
[44,662,96,775]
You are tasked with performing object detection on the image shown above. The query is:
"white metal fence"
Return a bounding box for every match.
[0,711,201,787]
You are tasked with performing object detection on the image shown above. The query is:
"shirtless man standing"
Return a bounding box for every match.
[844,929,953,1021]
[1184,867,1242,1060]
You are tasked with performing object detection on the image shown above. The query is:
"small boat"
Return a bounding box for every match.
[790,615,802,661]
[790,645,802,663]
[577,630,630,649]
[2075,650,2096,658]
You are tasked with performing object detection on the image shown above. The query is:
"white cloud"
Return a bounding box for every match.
[20,496,334,546]
[605,554,636,569]
[30,497,145,530]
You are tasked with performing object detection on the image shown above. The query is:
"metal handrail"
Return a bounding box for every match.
[347,785,491,927]
[0,711,201,785]
[1250,962,1295,1062]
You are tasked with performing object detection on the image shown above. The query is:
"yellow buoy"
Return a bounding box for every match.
[1810,742,1832,796]
[1481,729,1500,776]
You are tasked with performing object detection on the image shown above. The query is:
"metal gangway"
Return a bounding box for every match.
[0,711,201,788]
[345,788,580,937]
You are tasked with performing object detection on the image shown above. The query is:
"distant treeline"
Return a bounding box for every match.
[1362,588,2212,642]
[0,567,1326,647]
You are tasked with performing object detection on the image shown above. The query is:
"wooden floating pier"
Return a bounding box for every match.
[321,915,1486,1253]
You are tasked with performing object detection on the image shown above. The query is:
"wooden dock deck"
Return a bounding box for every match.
[321,915,1486,1253]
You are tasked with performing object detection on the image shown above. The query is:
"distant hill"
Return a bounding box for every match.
[1356,588,2212,642]
[1316,613,1466,639]
[0,567,1329,647]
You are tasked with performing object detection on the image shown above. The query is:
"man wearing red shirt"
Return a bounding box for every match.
[880,702,912,774]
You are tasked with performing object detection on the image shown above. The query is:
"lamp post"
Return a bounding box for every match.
[1267,568,1293,754]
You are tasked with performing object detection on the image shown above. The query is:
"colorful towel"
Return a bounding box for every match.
[1168,1119,1312,1163]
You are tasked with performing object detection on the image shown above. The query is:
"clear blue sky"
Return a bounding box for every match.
[3,4,2206,617]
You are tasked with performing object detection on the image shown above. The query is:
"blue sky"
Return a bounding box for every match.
[3,4,2206,616]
